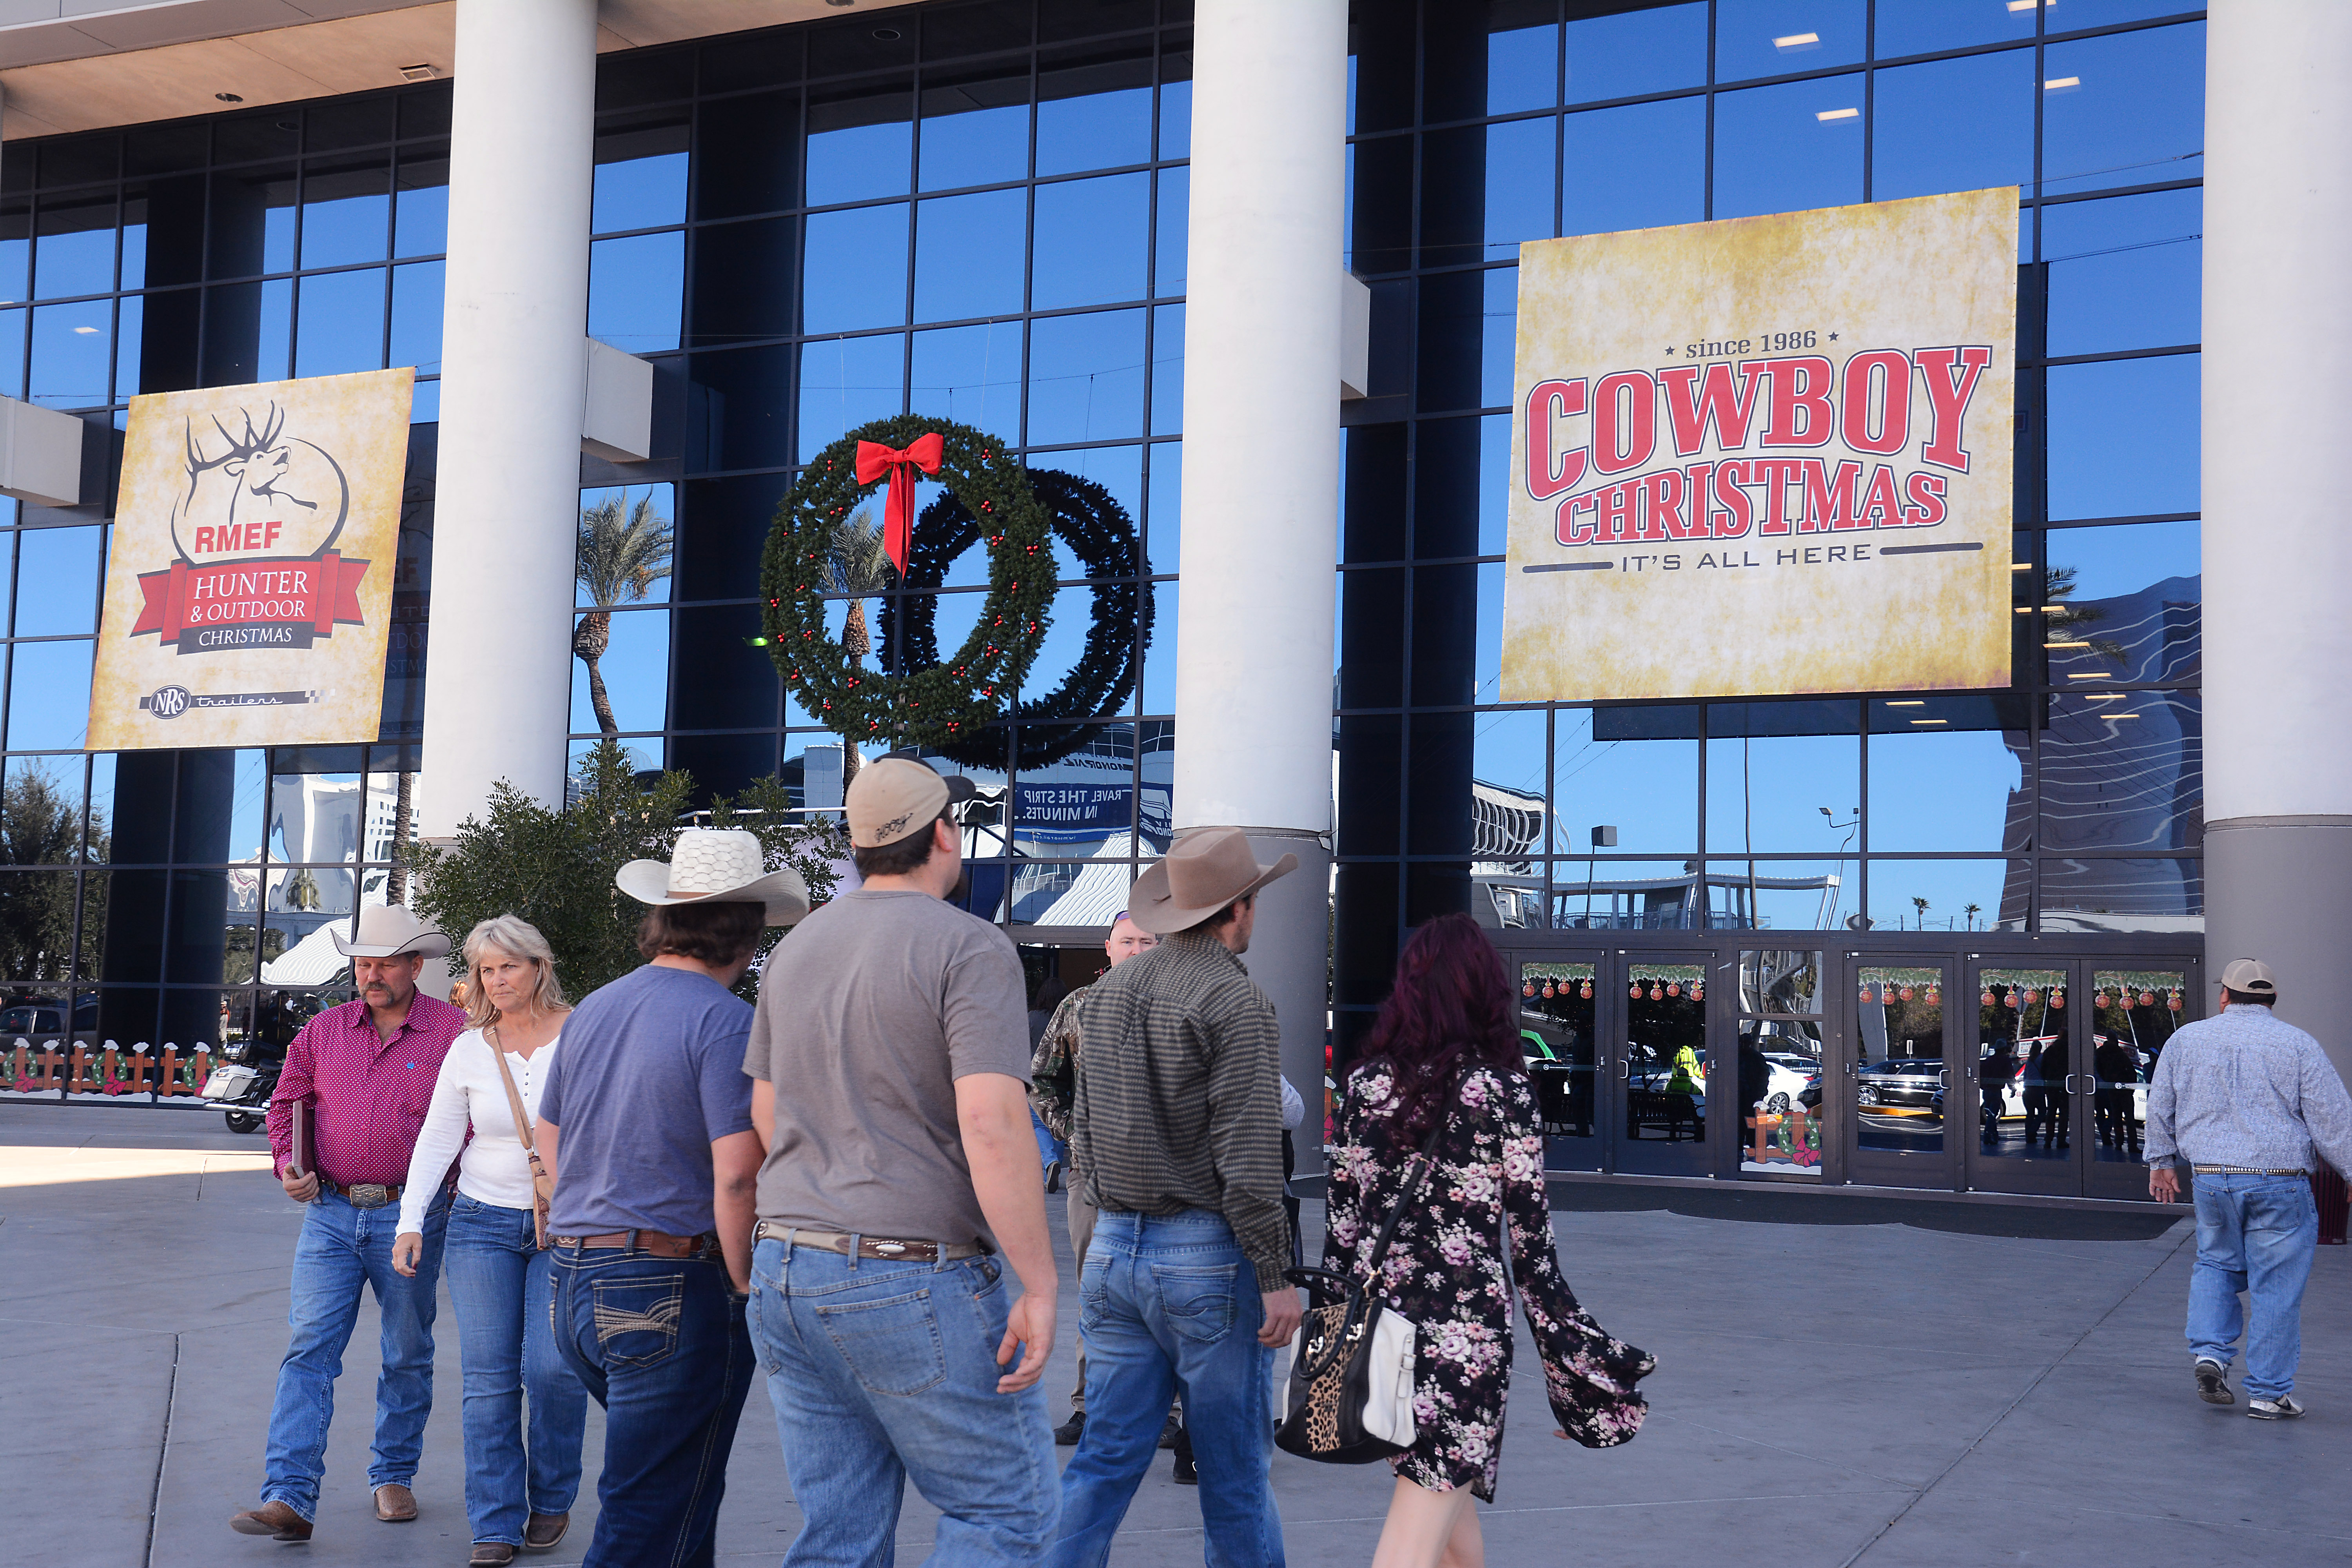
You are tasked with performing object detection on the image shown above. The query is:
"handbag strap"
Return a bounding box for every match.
[1356,1066,1466,1287]
[485,1025,543,1166]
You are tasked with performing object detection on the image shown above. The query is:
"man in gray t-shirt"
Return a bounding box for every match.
[744,753,1059,1561]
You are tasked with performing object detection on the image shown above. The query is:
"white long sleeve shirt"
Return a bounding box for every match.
[396,1027,560,1233]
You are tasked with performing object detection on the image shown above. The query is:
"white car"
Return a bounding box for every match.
[1757,1052,1820,1113]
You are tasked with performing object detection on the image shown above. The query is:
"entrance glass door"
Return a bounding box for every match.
[1614,955,1713,1176]
[1516,958,1603,1171]
[1845,961,1954,1189]
[1965,965,2079,1195]
[2084,966,2195,1199]
[1735,949,1826,1180]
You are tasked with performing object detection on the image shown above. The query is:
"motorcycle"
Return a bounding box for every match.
[200,1039,283,1134]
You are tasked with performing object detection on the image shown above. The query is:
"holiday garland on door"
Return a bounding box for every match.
[760,416,1053,751]
[880,465,1154,771]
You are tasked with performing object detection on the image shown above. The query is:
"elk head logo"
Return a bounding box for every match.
[170,403,351,564]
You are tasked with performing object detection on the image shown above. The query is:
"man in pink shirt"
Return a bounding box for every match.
[230,906,466,1544]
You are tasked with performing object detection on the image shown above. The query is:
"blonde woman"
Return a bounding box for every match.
[392,917,583,1566]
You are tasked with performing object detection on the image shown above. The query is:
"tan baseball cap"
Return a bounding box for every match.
[846,753,977,849]
[2219,958,2278,995]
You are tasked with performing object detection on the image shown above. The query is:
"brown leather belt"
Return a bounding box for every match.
[554,1229,720,1258]
[754,1220,985,1263]
[322,1180,403,1209]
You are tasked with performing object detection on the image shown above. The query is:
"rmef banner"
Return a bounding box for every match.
[1501,188,2016,704]
[89,367,414,749]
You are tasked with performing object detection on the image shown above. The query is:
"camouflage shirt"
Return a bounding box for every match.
[1029,985,1088,1143]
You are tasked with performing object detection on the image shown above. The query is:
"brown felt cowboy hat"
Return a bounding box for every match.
[1126,826,1298,935]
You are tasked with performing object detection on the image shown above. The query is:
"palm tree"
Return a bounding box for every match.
[1910,895,1929,930]
[574,490,675,737]
[821,506,896,788]
[1964,901,1982,931]
[2042,565,2129,667]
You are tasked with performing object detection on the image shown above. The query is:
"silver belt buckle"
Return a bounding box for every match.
[871,1240,909,1256]
[347,1183,392,1209]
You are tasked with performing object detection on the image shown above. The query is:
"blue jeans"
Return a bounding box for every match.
[443,1196,588,1546]
[1033,1109,1068,1180]
[750,1234,1058,1566]
[261,1187,448,1521]
[1049,1209,1281,1568]
[2188,1172,2319,1401]
[552,1243,753,1568]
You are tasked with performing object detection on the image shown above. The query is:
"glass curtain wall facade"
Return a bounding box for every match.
[1333,0,2205,1053]
[0,2,1199,1043]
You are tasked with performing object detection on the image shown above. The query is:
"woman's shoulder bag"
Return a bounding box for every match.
[486,1027,554,1250]
[1274,1069,1458,1465]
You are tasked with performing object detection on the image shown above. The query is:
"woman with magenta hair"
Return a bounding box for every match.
[1321,913,1654,1568]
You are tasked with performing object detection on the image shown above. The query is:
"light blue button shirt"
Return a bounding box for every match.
[2144,1005,2352,1176]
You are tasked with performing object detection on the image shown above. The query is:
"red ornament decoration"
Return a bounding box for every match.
[2052,989,2065,1008]
[2023,988,2040,1005]
[1523,980,1535,998]
[1667,982,1681,998]
[1861,986,1875,1004]
[2167,993,2182,1011]
[2004,992,2019,1009]
[1982,989,1996,1006]
[1898,985,1915,1002]
[1926,987,1940,1006]
[1690,984,1702,1002]
[1541,981,1556,999]
[2140,990,2157,1007]
[1579,982,1593,1000]
[1630,983,1643,1000]
[1649,984,1664,1001]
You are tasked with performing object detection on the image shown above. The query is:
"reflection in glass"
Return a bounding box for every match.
[1032,172,1148,310]
[2039,858,2202,933]
[28,301,111,409]
[1713,75,1864,221]
[299,171,390,269]
[1867,724,2022,853]
[590,233,684,354]
[569,607,670,737]
[2042,520,2199,686]
[1705,713,1858,857]
[1488,25,1557,116]
[914,189,1026,323]
[394,156,449,257]
[2042,24,2206,197]
[0,309,24,397]
[807,115,912,208]
[1562,100,1704,237]
[5,639,94,751]
[12,527,102,637]
[911,322,1022,432]
[1027,309,1145,446]
[1154,166,1187,297]
[388,260,445,372]
[2038,691,2201,855]
[33,201,116,299]
[1518,961,1597,1165]
[295,269,386,379]
[802,205,909,334]
[1036,86,1151,177]
[2089,969,2185,1162]
[1740,950,1820,1014]
[1739,1017,1824,1174]
[1566,2,1705,104]
[2043,189,2201,355]
[797,334,904,461]
[1485,120,1553,258]
[1853,967,1943,1157]
[1551,707,1696,856]
[1871,51,2033,202]
[1626,965,1706,1143]
[1864,859,2024,935]
[920,100,1027,192]
[1976,970,2069,1160]
[1713,0,1866,84]
[1874,0,2036,56]
[592,150,688,233]
[2046,354,2199,521]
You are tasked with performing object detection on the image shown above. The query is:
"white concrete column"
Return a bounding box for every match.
[417,0,598,836]
[2201,0,2352,1079]
[1175,0,1348,1160]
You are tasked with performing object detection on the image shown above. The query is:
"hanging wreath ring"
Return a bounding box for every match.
[760,414,1052,750]
[880,466,1154,772]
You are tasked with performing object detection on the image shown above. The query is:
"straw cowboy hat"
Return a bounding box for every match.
[331,904,451,960]
[615,828,811,926]
[1126,826,1298,935]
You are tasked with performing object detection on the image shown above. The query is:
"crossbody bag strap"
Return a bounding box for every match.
[485,1027,544,1168]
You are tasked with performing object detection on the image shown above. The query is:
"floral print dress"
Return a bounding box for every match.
[1321,1060,1654,1500]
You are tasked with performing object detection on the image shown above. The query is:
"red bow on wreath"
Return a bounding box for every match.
[855,432,945,575]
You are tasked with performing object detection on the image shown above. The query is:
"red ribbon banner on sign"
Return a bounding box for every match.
[130,552,370,653]
[854,432,945,575]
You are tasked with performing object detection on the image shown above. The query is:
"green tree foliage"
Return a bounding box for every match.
[0,766,103,983]
[405,741,842,1000]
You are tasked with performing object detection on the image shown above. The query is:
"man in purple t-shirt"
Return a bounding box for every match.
[538,829,807,1568]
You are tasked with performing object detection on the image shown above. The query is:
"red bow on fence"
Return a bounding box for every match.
[854,432,945,575]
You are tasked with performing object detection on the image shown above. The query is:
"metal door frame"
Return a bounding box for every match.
[1838,951,1961,1192]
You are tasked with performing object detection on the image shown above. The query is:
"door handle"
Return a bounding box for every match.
[2063,1073,2081,1094]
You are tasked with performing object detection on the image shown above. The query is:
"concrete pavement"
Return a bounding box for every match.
[4,1102,2347,1567]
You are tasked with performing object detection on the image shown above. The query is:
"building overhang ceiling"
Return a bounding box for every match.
[0,0,924,140]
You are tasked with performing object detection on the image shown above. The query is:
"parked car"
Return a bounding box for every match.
[1758,1051,1821,1113]
[0,997,98,1038]
[1857,1057,1945,1113]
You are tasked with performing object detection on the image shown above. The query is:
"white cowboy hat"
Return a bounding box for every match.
[331,904,452,959]
[615,828,811,927]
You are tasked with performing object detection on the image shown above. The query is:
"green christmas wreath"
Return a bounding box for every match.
[760,415,1053,751]
[880,466,1154,772]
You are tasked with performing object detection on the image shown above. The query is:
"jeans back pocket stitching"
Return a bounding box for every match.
[590,1277,684,1367]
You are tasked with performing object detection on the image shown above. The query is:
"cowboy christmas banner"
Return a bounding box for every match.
[1501,187,2016,704]
[90,368,414,750]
